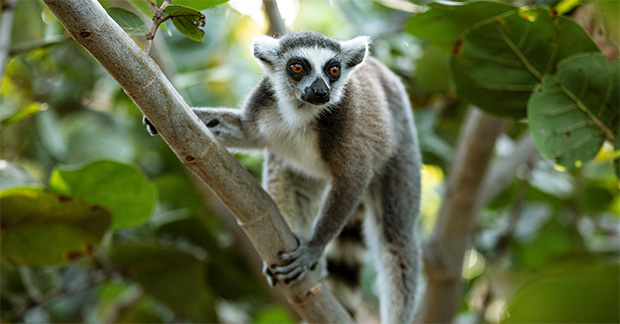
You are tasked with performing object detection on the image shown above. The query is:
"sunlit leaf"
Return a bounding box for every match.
[49,160,157,228]
[106,7,146,35]
[0,103,45,127]
[165,5,206,42]
[528,54,619,169]
[0,188,111,266]
[254,305,295,324]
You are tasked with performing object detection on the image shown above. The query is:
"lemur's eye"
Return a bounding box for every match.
[329,66,340,77]
[290,63,304,74]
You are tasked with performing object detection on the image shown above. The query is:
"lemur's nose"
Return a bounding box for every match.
[312,88,328,99]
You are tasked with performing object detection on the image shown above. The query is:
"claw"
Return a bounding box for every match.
[142,116,158,136]
[262,262,277,287]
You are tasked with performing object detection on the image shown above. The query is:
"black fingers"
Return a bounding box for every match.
[142,116,158,135]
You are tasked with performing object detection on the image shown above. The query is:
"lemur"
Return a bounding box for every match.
[145,31,422,323]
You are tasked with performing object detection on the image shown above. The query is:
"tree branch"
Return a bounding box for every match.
[419,108,506,323]
[477,132,538,208]
[0,0,18,78]
[41,0,351,322]
[263,0,287,36]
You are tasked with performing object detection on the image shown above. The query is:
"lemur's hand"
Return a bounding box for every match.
[267,232,322,285]
[142,116,158,136]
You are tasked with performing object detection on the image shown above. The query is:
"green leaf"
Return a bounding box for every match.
[173,0,229,11]
[107,243,215,322]
[528,54,619,169]
[503,264,620,323]
[0,188,111,266]
[451,8,600,118]
[0,102,45,127]
[254,305,295,324]
[165,5,206,42]
[406,1,516,50]
[106,7,146,35]
[49,160,157,228]
[126,0,157,18]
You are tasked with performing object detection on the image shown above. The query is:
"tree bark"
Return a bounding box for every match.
[419,108,505,323]
[263,0,287,37]
[41,0,351,322]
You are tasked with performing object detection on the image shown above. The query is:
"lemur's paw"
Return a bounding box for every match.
[270,233,322,285]
[205,118,222,135]
[262,261,278,287]
[142,116,158,136]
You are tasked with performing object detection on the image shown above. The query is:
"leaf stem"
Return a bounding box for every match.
[144,0,171,55]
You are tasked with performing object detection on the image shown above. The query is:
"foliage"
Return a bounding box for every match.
[407,1,619,171]
[0,0,618,323]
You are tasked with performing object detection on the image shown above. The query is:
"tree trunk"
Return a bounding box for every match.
[419,108,505,323]
[41,0,352,322]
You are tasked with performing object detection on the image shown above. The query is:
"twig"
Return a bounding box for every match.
[8,35,72,56]
[104,286,144,324]
[477,133,538,208]
[0,0,18,78]
[418,108,505,323]
[13,270,112,321]
[144,0,171,54]
[490,160,533,260]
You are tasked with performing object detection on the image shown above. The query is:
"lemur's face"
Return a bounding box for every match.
[253,32,369,108]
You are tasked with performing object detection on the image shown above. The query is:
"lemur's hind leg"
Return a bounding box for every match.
[261,153,327,285]
[365,155,422,324]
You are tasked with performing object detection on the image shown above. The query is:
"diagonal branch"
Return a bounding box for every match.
[41,0,351,322]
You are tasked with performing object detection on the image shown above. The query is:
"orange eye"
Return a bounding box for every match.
[290,63,304,74]
[329,66,340,77]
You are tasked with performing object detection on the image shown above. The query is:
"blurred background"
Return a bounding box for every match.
[0,0,618,323]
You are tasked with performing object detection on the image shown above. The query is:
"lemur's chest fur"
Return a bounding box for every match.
[256,106,329,179]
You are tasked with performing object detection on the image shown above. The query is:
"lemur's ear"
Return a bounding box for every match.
[341,36,370,68]
[252,35,279,68]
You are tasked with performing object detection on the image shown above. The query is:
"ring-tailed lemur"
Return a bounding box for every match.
[145,31,422,323]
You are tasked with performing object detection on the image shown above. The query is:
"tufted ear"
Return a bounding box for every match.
[340,36,370,68]
[252,35,280,68]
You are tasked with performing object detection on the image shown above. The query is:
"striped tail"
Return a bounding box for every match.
[324,203,367,318]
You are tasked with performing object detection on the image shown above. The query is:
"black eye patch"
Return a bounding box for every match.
[323,59,341,82]
[286,58,312,81]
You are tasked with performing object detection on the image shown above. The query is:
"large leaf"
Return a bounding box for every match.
[0,188,111,266]
[406,1,515,50]
[503,263,619,323]
[165,5,206,42]
[451,8,600,118]
[528,54,619,168]
[107,243,215,322]
[49,160,156,228]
